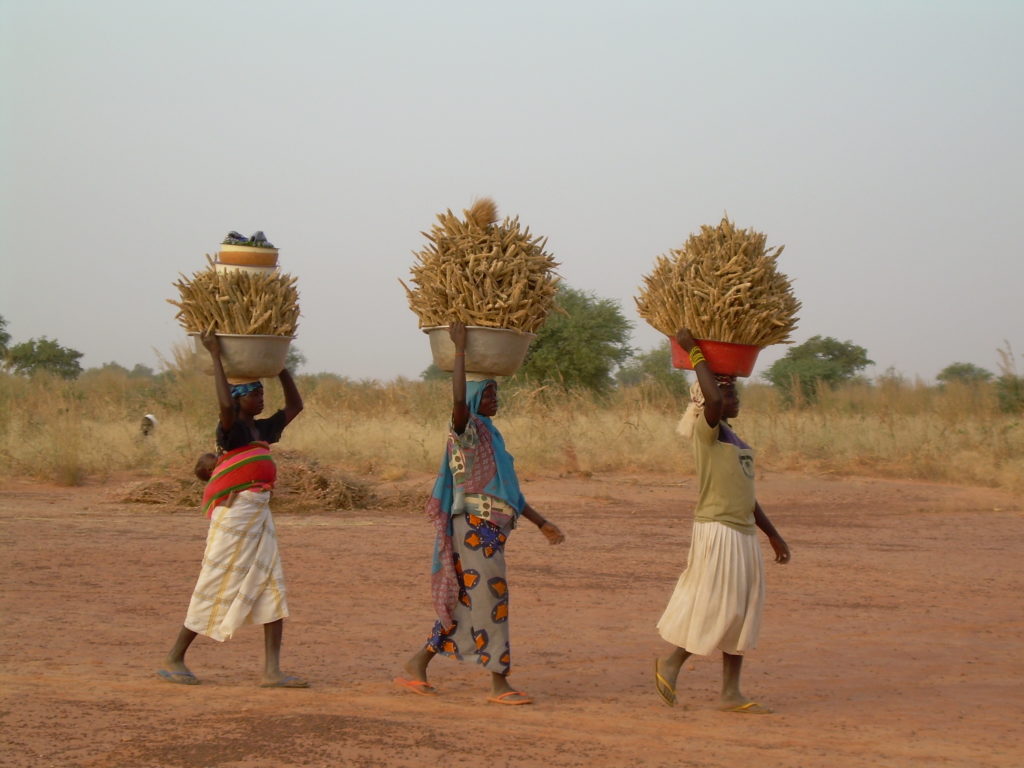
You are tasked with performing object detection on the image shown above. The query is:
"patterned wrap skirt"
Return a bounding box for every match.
[656,520,764,656]
[184,490,289,642]
[426,513,512,674]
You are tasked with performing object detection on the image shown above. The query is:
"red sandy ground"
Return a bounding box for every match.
[1,470,1022,768]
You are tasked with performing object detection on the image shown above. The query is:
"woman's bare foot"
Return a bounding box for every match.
[156,658,199,685]
[260,673,310,688]
[399,647,437,693]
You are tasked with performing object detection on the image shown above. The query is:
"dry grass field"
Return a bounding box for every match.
[0,366,1020,495]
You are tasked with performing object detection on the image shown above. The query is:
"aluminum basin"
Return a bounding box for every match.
[424,325,536,377]
[191,333,294,379]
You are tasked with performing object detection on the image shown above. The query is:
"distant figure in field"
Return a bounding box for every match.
[654,328,791,714]
[140,414,157,437]
[396,322,565,705]
[157,331,307,688]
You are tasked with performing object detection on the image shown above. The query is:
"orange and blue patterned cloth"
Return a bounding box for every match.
[426,513,513,674]
[426,380,525,629]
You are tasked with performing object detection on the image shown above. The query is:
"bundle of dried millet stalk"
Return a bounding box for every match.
[169,266,300,336]
[635,216,799,346]
[401,198,560,333]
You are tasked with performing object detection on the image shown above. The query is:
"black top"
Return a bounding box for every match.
[217,410,287,452]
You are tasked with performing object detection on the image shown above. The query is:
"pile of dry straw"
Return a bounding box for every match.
[401,198,560,333]
[635,217,800,346]
[117,451,373,512]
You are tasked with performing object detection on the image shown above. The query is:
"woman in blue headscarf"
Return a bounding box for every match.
[397,323,565,705]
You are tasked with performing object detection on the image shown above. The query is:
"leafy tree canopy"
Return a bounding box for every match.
[129,363,155,378]
[6,337,84,379]
[420,362,447,381]
[0,315,10,355]
[285,346,307,373]
[763,335,873,402]
[936,362,993,385]
[616,344,690,395]
[515,286,633,392]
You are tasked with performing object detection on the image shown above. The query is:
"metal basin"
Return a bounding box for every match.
[191,333,294,379]
[424,326,536,377]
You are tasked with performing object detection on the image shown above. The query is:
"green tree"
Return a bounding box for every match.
[995,342,1024,413]
[93,361,130,375]
[0,315,10,356]
[285,345,307,373]
[6,337,84,379]
[763,335,873,402]
[996,375,1024,413]
[129,363,155,378]
[936,362,993,386]
[420,362,447,381]
[616,344,690,395]
[516,286,632,392]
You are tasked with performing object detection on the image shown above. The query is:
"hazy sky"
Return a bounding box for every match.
[3,0,1022,382]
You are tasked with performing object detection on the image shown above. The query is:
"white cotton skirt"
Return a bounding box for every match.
[184,490,289,642]
[656,520,764,656]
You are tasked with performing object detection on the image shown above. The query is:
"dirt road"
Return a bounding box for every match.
[1,471,1021,767]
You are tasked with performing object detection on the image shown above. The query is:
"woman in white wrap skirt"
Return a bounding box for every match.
[654,328,791,714]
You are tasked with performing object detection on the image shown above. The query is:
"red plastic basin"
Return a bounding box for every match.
[669,337,761,377]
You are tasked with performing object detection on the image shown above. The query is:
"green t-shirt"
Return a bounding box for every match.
[692,415,756,534]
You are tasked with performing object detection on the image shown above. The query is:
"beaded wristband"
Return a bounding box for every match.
[689,346,706,367]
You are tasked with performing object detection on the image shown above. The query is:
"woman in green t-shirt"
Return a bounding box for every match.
[654,328,791,714]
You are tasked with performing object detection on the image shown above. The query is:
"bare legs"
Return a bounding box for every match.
[404,646,436,685]
[657,646,692,693]
[403,645,523,699]
[161,619,302,686]
[262,619,286,685]
[163,626,198,678]
[657,647,770,712]
[720,652,746,706]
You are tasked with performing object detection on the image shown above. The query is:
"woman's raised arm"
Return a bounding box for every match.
[450,322,470,434]
[201,331,235,431]
[676,328,723,427]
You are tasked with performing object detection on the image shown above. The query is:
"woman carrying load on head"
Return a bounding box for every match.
[653,328,791,714]
[157,331,308,688]
[397,322,566,705]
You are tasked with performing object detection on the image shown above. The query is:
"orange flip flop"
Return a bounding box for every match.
[487,691,532,705]
[394,676,438,696]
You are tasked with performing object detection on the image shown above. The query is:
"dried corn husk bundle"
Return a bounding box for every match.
[401,198,560,333]
[168,265,300,336]
[635,217,800,346]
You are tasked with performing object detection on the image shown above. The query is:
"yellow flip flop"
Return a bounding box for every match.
[654,659,676,707]
[721,701,773,714]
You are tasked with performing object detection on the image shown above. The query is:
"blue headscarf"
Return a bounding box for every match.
[428,379,525,574]
[230,381,263,398]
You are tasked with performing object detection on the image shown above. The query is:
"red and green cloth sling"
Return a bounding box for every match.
[201,442,277,518]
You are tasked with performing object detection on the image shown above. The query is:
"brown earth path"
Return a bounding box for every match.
[1,471,1022,768]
